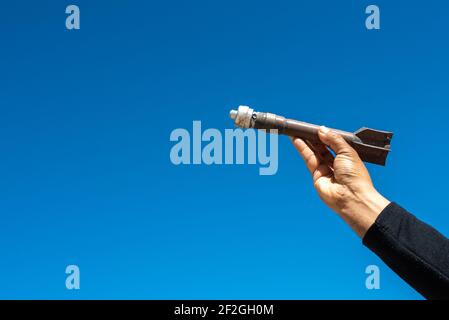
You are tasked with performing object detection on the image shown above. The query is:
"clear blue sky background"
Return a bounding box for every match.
[1,0,448,299]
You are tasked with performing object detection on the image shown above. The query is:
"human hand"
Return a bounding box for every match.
[291,126,390,237]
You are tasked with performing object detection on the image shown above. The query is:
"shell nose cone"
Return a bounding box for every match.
[229,109,238,120]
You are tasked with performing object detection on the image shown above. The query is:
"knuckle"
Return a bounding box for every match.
[306,156,316,168]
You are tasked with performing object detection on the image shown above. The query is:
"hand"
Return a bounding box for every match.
[291,126,390,238]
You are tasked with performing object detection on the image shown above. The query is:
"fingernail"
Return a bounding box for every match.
[319,126,330,134]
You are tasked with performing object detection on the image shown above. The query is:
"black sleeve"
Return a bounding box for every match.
[362,202,449,299]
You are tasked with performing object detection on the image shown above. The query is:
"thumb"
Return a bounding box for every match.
[318,126,355,156]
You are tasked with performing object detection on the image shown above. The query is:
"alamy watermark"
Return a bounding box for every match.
[169,121,279,175]
[365,5,380,30]
[63,4,379,31]
[365,264,380,290]
[66,5,80,30]
[65,265,80,290]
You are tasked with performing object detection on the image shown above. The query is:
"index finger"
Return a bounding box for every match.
[291,137,320,174]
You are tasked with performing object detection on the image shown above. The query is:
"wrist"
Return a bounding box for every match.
[339,187,390,238]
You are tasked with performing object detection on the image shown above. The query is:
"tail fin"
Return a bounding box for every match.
[352,128,393,166]
[354,128,393,149]
[354,127,393,149]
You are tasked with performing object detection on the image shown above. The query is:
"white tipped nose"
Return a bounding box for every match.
[230,105,254,128]
[229,109,238,120]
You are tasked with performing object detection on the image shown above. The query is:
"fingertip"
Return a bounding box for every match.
[290,137,309,156]
[318,126,330,135]
[318,126,330,144]
[290,136,300,145]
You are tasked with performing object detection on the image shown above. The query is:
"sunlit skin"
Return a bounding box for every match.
[291,126,390,238]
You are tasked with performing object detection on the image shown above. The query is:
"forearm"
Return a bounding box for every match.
[362,202,449,299]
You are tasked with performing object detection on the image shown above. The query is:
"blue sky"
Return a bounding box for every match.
[1,0,448,299]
